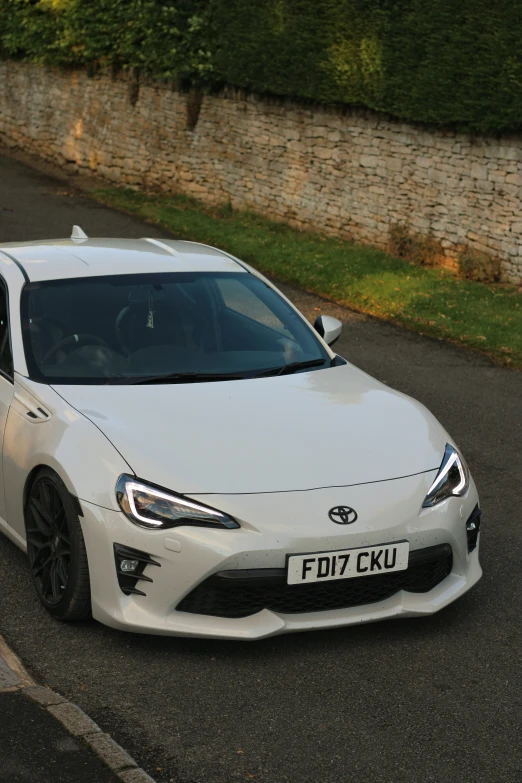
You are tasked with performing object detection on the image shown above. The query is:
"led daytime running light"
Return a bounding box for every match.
[422,444,469,508]
[116,475,239,530]
[126,480,225,527]
[428,451,466,497]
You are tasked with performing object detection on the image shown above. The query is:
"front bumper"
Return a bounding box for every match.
[80,471,481,639]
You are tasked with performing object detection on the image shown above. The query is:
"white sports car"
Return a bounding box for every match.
[0,228,481,639]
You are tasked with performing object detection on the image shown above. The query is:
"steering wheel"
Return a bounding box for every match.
[42,334,111,364]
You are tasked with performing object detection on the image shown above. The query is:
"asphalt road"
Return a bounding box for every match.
[0,691,120,783]
[0,151,521,783]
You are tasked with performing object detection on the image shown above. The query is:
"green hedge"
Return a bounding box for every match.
[2,0,522,133]
[211,0,522,133]
[0,0,215,85]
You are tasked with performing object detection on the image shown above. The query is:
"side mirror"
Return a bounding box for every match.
[314,315,342,347]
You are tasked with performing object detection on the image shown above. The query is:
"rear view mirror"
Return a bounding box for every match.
[313,315,342,346]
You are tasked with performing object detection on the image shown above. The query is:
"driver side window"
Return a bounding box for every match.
[0,280,13,379]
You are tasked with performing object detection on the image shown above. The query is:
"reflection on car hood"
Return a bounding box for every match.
[53,364,446,495]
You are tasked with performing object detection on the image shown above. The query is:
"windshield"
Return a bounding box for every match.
[21,272,330,384]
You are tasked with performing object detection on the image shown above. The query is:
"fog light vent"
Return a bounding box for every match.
[466,505,481,553]
[113,543,160,596]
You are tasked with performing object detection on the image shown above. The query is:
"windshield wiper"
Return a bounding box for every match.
[106,359,328,384]
[109,371,247,385]
[254,358,327,378]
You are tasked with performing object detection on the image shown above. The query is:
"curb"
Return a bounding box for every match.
[0,634,157,783]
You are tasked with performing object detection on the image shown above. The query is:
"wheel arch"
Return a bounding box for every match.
[23,464,83,517]
[3,402,132,542]
[23,465,46,509]
[24,462,92,621]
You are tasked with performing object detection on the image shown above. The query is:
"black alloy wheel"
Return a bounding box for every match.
[25,468,91,621]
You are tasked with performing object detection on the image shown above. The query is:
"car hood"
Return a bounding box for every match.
[53,364,446,495]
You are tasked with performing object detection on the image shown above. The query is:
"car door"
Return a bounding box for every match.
[0,276,15,523]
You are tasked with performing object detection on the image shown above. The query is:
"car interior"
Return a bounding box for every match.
[21,272,324,382]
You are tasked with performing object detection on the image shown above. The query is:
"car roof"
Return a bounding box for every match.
[0,237,245,283]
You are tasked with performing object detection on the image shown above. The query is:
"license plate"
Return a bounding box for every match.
[287,542,410,585]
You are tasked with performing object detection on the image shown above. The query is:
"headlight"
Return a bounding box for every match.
[116,475,239,530]
[422,444,469,508]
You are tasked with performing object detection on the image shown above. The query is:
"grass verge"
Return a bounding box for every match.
[92,187,522,369]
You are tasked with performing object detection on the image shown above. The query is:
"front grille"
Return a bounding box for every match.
[177,544,453,618]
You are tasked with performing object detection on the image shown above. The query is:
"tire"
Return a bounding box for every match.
[24,467,91,621]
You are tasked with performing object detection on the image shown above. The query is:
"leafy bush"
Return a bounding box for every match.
[0,0,216,86]
[388,224,441,267]
[2,0,522,132]
[457,248,502,283]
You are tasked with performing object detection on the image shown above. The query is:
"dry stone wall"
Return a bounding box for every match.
[1,62,521,284]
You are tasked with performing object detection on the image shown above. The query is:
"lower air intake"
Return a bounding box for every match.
[177,544,453,618]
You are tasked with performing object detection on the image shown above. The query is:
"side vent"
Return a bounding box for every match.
[113,544,161,597]
[12,392,52,423]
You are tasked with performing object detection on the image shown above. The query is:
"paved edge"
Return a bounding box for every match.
[0,633,157,783]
